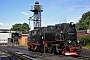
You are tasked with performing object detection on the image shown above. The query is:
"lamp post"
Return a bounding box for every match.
[89,20,90,35]
[28,18,30,31]
[28,17,32,31]
[12,34,14,46]
[44,27,45,54]
[9,29,11,46]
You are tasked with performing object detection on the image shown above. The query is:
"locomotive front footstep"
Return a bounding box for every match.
[64,52,78,55]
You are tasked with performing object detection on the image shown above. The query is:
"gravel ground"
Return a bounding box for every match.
[1,46,90,60]
[15,46,90,56]
[5,46,90,60]
[81,49,90,56]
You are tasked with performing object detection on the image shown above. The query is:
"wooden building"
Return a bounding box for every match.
[18,34,28,45]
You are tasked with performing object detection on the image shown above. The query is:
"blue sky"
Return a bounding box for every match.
[0,0,90,29]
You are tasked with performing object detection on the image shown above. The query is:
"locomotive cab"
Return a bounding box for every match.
[28,29,42,51]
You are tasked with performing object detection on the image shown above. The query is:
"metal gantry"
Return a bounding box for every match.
[29,1,43,29]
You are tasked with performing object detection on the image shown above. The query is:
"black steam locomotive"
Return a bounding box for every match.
[28,22,82,55]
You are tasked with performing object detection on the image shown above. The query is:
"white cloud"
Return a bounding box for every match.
[3,23,12,27]
[21,12,30,19]
[66,19,79,23]
[0,22,3,26]
[65,16,81,23]
[0,22,12,29]
[21,12,28,16]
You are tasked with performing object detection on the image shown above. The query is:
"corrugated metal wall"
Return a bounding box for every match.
[0,33,11,43]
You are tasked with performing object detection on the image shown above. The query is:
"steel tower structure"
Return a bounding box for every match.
[30,1,43,29]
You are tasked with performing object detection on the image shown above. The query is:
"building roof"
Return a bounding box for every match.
[0,29,10,31]
[22,34,29,36]
[77,30,87,32]
[0,29,22,34]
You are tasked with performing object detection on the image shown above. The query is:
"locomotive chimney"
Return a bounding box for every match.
[30,1,43,29]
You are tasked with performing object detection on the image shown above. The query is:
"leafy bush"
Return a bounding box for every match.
[77,35,90,45]
[83,45,90,50]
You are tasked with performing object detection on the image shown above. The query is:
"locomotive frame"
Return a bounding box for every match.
[27,22,82,56]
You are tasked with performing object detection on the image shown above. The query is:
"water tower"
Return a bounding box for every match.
[30,1,43,29]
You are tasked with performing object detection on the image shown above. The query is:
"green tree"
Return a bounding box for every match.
[76,11,90,30]
[11,23,30,34]
[22,23,30,34]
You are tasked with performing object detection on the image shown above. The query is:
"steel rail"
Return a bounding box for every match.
[0,47,36,60]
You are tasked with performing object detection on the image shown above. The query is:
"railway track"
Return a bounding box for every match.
[0,51,11,60]
[0,46,90,60]
[0,46,42,60]
[8,46,90,60]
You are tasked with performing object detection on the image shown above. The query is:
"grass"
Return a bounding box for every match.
[22,44,28,46]
[83,45,90,50]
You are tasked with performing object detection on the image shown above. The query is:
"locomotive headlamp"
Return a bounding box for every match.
[77,40,80,43]
[68,40,71,43]
[42,36,44,39]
